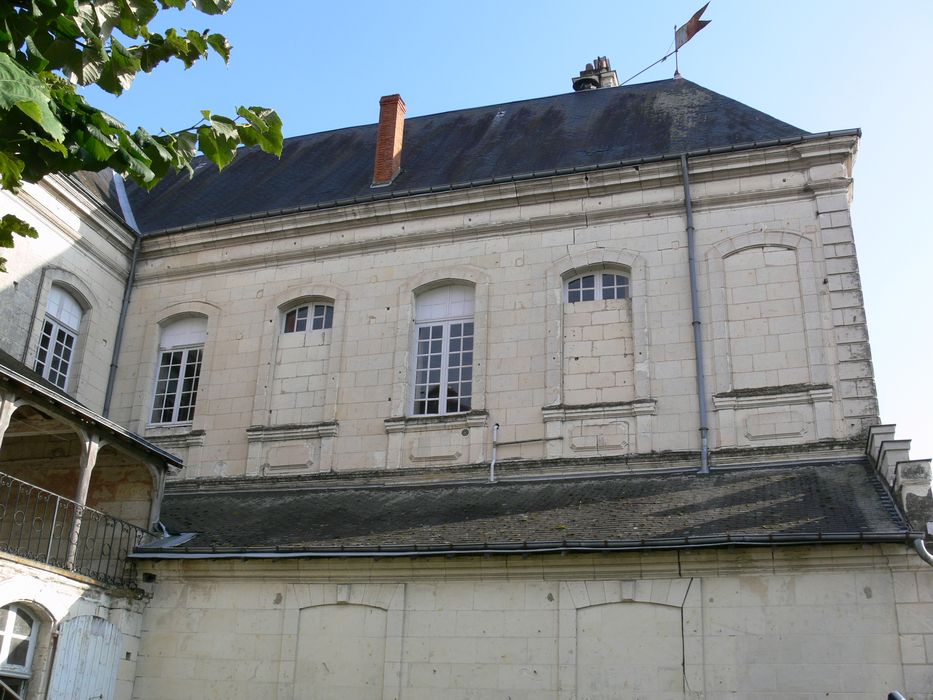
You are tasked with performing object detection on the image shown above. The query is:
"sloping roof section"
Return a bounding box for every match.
[0,349,182,470]
[139,459,912,557]
[126,79,808,234]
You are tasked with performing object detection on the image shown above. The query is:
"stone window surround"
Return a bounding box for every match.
[388,266,491,421]
[249,284,349,430]
[23,268,98,398]
[545,248,650,408]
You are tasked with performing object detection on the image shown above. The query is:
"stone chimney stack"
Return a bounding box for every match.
[372,94,407,186]
[572,56,620,91]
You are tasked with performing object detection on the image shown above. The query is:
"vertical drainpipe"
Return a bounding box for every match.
[680,154,710,474]
[103,173,140,418]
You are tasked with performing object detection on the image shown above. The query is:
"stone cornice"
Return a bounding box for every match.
[133,134,859,283]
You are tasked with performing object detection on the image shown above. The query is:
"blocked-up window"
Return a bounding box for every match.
[412,285,474,415]
[150,316,206,424]
[0,604,38,698]
[34,285,84,390]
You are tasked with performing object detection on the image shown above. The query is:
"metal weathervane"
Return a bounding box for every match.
[620,3,712,86]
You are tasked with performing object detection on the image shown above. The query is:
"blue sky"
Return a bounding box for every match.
[87,0,933,458]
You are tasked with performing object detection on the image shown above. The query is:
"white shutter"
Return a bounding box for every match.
[47,616,123,700]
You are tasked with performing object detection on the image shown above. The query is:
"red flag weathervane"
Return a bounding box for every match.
[675,3,711,50]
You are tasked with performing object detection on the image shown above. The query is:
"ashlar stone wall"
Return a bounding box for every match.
[131,545,933,700]
[0,177,133,413]
[109,135,875,477]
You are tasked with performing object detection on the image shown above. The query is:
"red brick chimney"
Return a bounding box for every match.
[372,94,407,186]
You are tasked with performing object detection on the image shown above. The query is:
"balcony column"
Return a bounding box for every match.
[0,390,22,452]
[66,429,102,568]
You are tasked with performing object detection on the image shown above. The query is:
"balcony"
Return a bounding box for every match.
[0,471,151,586]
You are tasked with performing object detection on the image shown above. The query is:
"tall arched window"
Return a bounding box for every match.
[412,285,474,415]
[150,316,206,424]
[0,604,39,697]
[34,285,84,390]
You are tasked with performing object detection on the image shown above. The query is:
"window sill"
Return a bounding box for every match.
[144,426,205,450]
[385,410,488,434]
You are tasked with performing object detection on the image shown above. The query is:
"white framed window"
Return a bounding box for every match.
[283,302,334,333]
[412,285,474,416]
[150,316,206,425]
[0,604,38,697]
[34,286,84,390]
[566,271,629,303]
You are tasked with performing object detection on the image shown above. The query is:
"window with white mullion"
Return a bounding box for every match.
[34,285,84,391]
[412,320,473,415]
[566,270,629,302]
[35,318,77,390]
[150,346,202,424]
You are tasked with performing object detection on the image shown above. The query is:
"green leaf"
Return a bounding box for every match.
[191,0,234,15]
[206,32,230,63]
[96,36,141,94]
[0,54,65,140]
[0,214,39,247]
[0,151,25,191]
[197,123,236,170]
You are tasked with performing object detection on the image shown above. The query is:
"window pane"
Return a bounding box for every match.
[11,609,31,637]
[284,309,297,333]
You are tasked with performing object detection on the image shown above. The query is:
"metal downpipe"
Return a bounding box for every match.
[102,173,141,418]
[681,154,710,474]
[914,537,933,566]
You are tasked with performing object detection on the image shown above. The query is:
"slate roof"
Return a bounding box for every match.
[136,459,913,557]
[125,78,810,235]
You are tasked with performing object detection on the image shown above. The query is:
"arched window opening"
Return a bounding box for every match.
[283,302,334,333]
[566,271,629,303]
[412,285,474,416]
[0,604,39,698]
[150,316,206,425]
[34,286,84,390]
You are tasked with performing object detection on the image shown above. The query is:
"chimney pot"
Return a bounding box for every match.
[373,94,407,186]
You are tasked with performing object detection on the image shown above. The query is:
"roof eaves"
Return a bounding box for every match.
[130,529,917,560]
[0,360,182,469]
[142,129,861,239]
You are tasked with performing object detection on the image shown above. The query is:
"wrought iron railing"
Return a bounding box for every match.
[0,472,151,586]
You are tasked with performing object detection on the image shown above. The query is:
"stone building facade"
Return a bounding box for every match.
[1,67,932,698]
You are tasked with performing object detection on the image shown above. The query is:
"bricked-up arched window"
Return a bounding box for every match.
[0,604,39,698]
[412,285,474,415]
[150,316,206,424]
[34,285,84,390]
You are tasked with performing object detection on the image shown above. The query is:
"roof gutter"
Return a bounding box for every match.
[130,530,915,560]
[142,130,861,238]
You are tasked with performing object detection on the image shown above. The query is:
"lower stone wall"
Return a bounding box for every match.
[0,554,146,700]
[132,545,933,700]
